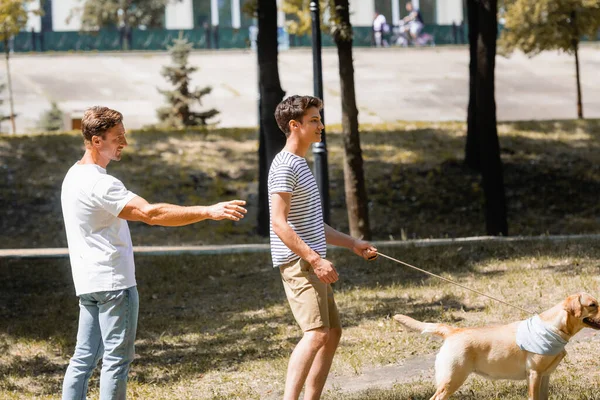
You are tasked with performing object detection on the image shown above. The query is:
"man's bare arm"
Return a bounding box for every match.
[118,196,246,226]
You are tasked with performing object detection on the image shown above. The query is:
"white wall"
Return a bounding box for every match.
[277,0,285,28]
[165,0,194,29]
[436,0,463,24]
[231,0,241,29]
[25,0,41,32]
[52,0,81,31]
[350,0,375,27]
[211,0,219,25]
[391,0,401,26]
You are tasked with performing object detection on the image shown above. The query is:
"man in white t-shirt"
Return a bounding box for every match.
[60,106,247,400]
[372,10,389,47]
[269,95,378,400]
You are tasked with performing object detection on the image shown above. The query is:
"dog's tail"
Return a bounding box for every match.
[393,314,456,338]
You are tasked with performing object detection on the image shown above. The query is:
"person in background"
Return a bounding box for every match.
[402,1,425,43]
[372,10,389,47]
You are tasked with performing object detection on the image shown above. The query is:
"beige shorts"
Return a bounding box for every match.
[279,258,341,332]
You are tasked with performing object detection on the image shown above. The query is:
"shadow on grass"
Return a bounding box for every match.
[1,120,600,248]
[0,130,260,249]
[2,239,599,395]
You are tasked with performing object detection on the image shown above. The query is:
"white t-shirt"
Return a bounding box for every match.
[268,151,326,267]
[373,14,387,32]
[61,163,138,295]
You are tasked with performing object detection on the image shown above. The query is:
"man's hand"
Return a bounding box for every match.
[352,240,378,261]
[311,258,339,284]
[208,200,247,221]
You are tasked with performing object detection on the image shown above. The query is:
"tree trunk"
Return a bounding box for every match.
[574,44,583,119]
[332,0,371,240]
[571,11,583,119]
[476,0,507,236]
[464,0,479,170]
[4,36,16,134]
[256,0,286,236]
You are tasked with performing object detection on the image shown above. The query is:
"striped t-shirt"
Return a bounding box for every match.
[268,151,326,267]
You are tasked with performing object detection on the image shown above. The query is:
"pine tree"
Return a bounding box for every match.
[157,35,218,128]
[38,102,64,131]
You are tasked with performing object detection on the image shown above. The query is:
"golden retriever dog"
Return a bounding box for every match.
[393,293,600,400]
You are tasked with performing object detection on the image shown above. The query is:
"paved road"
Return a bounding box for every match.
[2,45,600,133]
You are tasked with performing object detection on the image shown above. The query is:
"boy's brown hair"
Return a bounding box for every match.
[274,95,323,137]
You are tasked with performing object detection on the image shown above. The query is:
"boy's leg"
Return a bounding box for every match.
[303,327,341,400]
[283,327,330,400]
[304,283,342,400]
[280,259,340,400]
[98,286,139,400]
[62,295,104,400]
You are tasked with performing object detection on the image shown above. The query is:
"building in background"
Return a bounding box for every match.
[10,0,466,52]
[28,0,464,33]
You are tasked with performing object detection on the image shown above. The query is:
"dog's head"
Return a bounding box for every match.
[564,293,600,330]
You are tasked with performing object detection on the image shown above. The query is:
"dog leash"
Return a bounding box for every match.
[375,251,536,315]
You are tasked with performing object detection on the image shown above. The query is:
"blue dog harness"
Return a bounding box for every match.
[515,315,568,356]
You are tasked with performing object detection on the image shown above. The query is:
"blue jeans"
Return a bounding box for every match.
[62,286,139,400]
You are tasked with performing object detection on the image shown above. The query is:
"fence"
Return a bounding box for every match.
[1,24,476,53]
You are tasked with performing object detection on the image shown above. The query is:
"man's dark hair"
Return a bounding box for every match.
[274,95,323,137]
[81,106,123,142]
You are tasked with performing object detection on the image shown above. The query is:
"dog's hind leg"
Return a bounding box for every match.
[429,344,471,400]
[428,371,469,400]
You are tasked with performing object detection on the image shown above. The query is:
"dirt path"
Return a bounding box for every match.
[326,353,436,393]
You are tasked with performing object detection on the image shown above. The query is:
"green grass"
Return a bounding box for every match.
[1,120,599,249]
[1,238,600,399]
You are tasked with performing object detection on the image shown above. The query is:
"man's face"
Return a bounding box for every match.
[296,107,324,144]
[96,122,128,163]
[406,3,413,11]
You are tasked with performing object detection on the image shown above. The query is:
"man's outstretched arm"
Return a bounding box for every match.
[118,196,247,226]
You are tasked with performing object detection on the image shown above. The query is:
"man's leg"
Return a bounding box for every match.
[303,327,342,400]
[62,295,104,400]
[283,327,329,400]
[98,286,139,400]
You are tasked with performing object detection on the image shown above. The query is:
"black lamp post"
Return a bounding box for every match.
[309,0,331,224]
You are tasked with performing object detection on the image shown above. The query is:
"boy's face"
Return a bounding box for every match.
[292,106,324,144]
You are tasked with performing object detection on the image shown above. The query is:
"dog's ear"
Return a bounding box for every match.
[565,294,583,318]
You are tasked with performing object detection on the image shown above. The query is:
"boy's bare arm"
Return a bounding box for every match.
[271,192,338,283]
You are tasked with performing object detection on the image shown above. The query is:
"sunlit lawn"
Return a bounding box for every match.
[1,238,600,399]
[1,119,599,248]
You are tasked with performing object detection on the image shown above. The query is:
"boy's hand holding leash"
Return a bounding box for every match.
[352,239,378,261]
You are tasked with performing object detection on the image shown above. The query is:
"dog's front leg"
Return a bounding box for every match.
[539,351,566,400]
[527,370,542,400]
[539,376,550,400]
